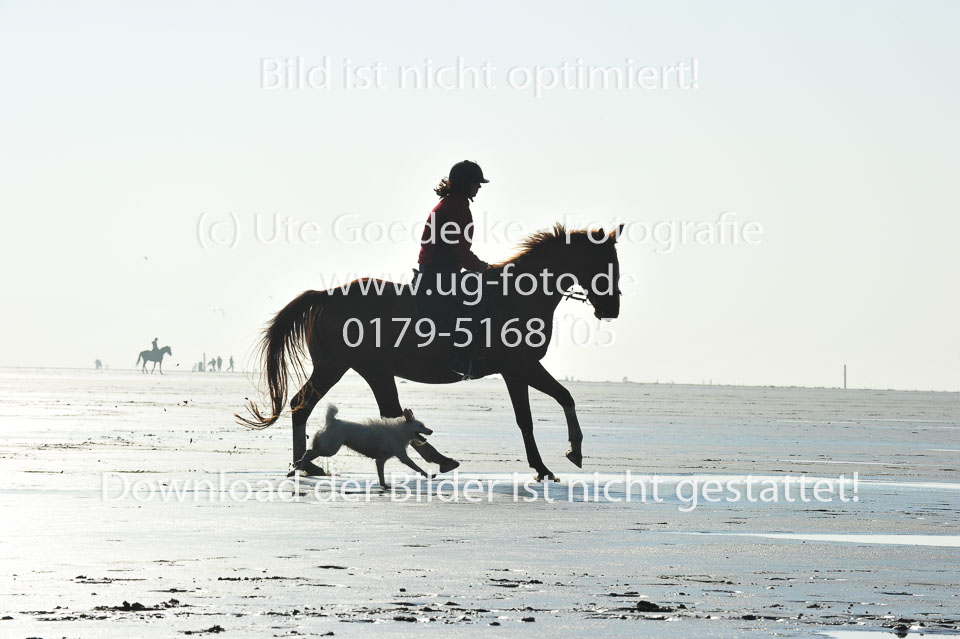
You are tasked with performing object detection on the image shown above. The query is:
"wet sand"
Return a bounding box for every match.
[1,368,958,637]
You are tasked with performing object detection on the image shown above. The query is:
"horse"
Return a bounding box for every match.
[238,224,622,480]
[137,346,172,374]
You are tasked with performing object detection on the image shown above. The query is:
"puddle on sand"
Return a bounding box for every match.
[818,630,960,638]
[681,532,960,547]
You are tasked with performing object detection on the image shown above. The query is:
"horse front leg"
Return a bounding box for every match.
[522,361,583,468]
[503,375,554,480]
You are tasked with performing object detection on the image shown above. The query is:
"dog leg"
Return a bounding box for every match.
[396,451,432,479]
[358,368,460,473]
[376,458,389,489]
[288,449,326,478]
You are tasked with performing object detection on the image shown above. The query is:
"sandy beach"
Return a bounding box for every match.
[4,0,958,636]
[0,367,957,637]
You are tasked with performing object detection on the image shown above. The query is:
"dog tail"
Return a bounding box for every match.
[236,290,328,429]
[325,404,338,424]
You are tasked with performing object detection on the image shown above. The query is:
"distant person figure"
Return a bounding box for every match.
[227,356,235,372]
[151,337,159,352]
[191,363,196,372]
[198,360,205,372]
[417,160,493,380]
[94,359,102,370]
[217,356,222,372]
[208,358,217,371]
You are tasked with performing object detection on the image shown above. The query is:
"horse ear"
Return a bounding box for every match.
[610,224,624,243]
[403,408,414,421]
[590,228,606,243]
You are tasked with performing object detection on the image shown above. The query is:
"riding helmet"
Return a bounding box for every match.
[449,160,489,184]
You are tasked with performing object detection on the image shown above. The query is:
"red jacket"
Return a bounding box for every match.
[417,195,488,271]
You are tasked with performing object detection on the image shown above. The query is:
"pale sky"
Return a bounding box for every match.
[1,1,957,390]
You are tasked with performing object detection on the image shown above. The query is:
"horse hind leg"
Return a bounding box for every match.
[291,364,348,475]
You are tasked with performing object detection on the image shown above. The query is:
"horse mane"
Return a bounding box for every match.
[493,224,592,267]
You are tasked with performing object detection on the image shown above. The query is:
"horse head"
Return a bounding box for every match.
[162,346,172,356]
[577,225,622,320]
[497,224,623,320]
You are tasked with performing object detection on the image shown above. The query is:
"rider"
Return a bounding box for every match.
[418,160,492,379]
[151,337,159,352]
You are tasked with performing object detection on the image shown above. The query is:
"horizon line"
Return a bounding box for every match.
[0,366,956,395]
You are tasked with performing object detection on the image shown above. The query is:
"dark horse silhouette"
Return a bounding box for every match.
[238,225,622,480]
[137,346,172,374]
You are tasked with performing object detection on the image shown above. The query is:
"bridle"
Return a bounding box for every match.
[560,289,590,304]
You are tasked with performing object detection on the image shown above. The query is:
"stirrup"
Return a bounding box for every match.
[451,368,473,381]
[449,358,473,380]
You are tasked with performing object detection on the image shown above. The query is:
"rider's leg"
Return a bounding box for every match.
[451,270,490,378]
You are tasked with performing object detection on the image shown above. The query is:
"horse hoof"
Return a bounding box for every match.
[566,449,583,468]
[439,459,460,473]
[535,472,557,482]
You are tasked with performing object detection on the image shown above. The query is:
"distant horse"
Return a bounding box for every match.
[238,225,622,480]
[137,346,172,374]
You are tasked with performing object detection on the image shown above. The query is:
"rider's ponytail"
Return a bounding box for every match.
[434,176,472,198]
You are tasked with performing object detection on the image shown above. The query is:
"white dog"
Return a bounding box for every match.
[292,405,434,487]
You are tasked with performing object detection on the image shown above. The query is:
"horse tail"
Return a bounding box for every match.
[136,353,142,365]
[236,290,327,429]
